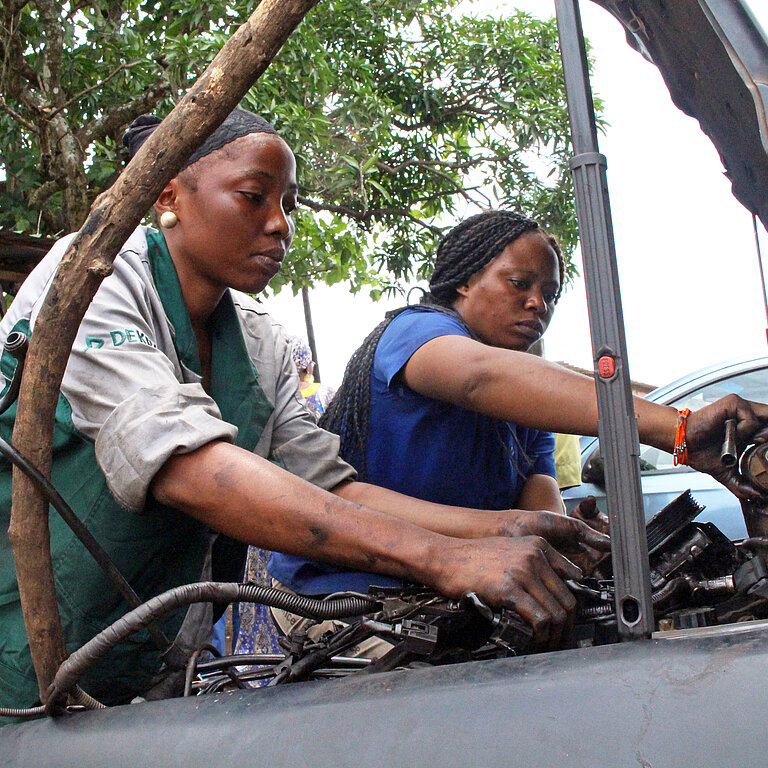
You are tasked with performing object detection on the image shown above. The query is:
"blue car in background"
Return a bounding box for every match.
[562,355,768,540]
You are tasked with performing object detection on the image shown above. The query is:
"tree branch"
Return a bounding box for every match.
[27,179,59,208]
[389,84,497,132]
[391,102,495,131]
[47,60,146,121]
[375,150,516,175]
[33,0,64,106]
[0,94,38,132]
[0,6,41,96]
[77,80,172,147]
[10,82,49,122]
[298,194,443,234]
[63,2,90,22]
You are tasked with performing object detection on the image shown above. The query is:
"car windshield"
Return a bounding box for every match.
[672,368,768,412]
[639,366,768,472]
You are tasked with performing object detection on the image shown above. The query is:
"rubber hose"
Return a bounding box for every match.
[580,579,688,620]
[580,603,614,619]
[70,685,106,710]
[47,582,380,709]
[1,685,104,720]
[0,704,46,718]
[650,577,688,608]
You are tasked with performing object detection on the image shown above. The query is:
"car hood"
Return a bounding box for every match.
[591,0,768,230]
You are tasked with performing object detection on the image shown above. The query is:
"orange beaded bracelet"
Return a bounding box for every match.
[673,408,691,466]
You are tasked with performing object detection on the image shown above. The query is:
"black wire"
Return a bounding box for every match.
[183,643,246,696]
[0,433,169,651]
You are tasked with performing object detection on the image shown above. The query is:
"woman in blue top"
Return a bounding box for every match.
[270,212,572,601]
[271,210,768,625]
[333,212,566,512]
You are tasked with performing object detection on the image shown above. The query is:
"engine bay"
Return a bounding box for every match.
[182,489,768,695]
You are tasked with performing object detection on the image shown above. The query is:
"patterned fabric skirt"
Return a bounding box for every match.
[234,546,282,657]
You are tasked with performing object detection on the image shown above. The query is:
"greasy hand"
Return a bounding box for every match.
[567,496,610,536]
[499,506,610,575]
[686,395,768,499]
[566,496,611,573]
[436,535,582,649]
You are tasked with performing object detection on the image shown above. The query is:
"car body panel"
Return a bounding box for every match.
[592,0,768,229]
[4,620,768,767]
[3,0,768,762]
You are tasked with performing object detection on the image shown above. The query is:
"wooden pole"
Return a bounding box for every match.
[301,286,322,382]
[8,0,321,703]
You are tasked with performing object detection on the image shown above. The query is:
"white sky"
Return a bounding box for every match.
[263,1,768,391]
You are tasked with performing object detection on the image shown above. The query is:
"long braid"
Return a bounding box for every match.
[320,309,405,475]
[319,210,565,477]
[429,211,564,303]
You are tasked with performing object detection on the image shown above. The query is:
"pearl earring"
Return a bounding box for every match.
[160,211,178,229]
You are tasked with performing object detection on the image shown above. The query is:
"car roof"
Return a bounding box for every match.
[645,355,768,404]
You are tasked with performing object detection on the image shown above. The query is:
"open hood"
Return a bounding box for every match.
[591,0,768,230]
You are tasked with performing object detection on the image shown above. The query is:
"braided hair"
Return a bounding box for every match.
[319,210,565,477]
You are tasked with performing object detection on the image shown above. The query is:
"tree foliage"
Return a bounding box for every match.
[0,0,586,295]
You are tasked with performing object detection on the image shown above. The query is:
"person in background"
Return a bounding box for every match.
[553,433,584,492]
[290,335,335,420]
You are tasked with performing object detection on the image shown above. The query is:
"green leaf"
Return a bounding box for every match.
[1,0,587,291]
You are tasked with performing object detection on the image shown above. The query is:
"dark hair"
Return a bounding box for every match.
[122,107,278,170]
[319,210,564,476]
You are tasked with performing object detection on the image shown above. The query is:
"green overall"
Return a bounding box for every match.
[0,231,274,714]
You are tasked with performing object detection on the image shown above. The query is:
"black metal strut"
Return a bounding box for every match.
[554,0,653,639]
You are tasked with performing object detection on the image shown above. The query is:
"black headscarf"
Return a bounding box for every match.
[122,107,278,170]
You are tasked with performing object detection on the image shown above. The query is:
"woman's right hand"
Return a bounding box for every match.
[686,395,768,498]
[434,534,584,648]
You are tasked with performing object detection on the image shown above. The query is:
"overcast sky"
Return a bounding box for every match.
[264,1,768,391]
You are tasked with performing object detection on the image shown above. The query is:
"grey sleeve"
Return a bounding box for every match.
[262,323,356,491]
[97,384,236,511]
[63,254,237,511]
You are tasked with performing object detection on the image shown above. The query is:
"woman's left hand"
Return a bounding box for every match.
[686,395,768,499]
[498,507,610,574]
[566,496,610,574]
[567,495,610,535]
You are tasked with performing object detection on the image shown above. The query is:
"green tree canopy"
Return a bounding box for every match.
[0,0,586,296]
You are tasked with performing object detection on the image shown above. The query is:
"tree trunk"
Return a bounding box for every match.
[8,0,321,705]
